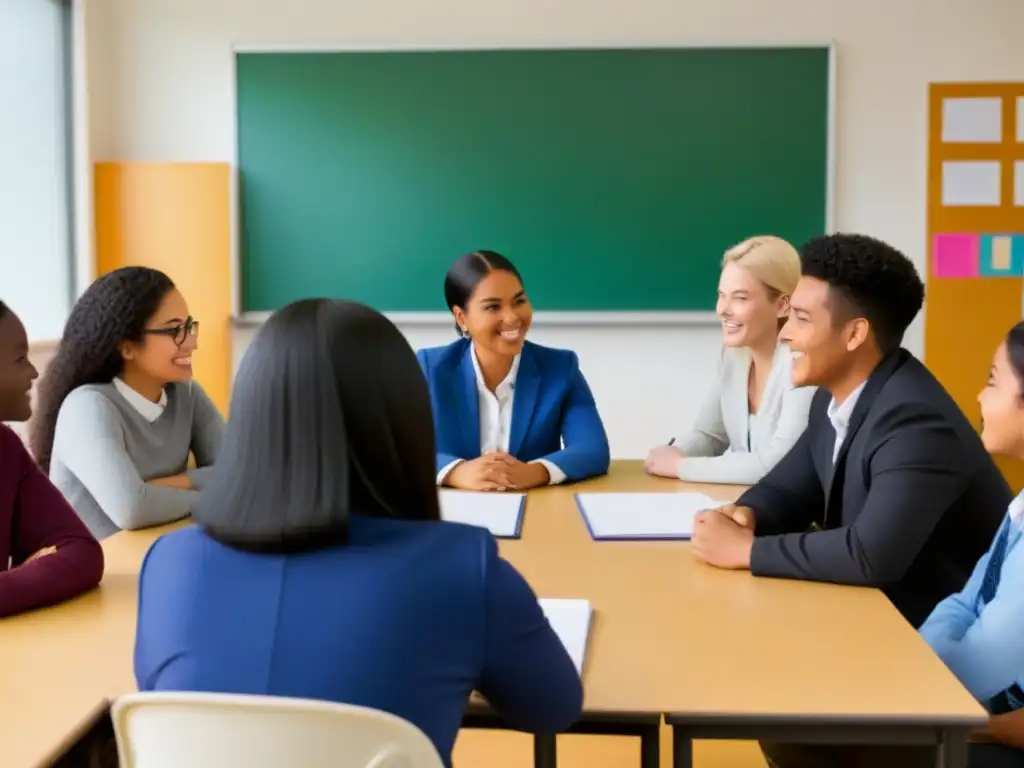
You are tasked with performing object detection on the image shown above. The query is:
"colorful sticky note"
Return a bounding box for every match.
[979,234,1024,277]
[992,237,1012,270]
[933,233,979,278]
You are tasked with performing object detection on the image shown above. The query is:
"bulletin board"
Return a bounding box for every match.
[925,83,1024,491]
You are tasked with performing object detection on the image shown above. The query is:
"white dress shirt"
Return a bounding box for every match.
[113,377,167,423]
[1010,493,1024,526]
[437,350,566,486]
[826,380,867,463]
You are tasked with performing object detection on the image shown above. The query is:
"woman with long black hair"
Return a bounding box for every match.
[134,299,583,766]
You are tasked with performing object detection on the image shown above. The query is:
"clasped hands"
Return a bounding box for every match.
[691,503,756,570]
[446,452,550,492]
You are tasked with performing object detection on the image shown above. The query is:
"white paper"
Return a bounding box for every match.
[1017,97,1024,143]
[942,161,1002,206]
[539,598,592,675]
[1016,161,1024,207]
[439,490,524,537]
[941,97,1003,143]
[576,492,719,539]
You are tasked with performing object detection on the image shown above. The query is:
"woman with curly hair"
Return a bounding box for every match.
[29,267,223,539]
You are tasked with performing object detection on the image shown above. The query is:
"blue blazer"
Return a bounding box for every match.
[416,339,611,482]
[135,518,583,766]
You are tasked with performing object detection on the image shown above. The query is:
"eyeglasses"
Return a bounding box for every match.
[141,316,199,347]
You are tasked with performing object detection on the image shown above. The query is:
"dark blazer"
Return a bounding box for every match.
[416,339,611,482]
[135,516,584,766]
[739,349,1011,627]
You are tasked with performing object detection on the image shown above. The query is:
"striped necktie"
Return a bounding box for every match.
[979,521,1011,606]
[977,517,1024,712]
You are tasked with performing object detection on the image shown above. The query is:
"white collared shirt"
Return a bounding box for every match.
[1010,492,1024,526]
[112,377,167,423]
[437,350,566,486]
[826,380,867,464]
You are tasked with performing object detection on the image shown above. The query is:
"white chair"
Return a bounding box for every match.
[111,691,447,768]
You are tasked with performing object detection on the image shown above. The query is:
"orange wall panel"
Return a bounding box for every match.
[926,83,1024,491]
[924,277,1021,422]
[93,162,232,414]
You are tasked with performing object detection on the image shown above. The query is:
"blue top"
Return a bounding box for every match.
[416,339,610,482]
[919,491,1024,710]
[134,517,584,764]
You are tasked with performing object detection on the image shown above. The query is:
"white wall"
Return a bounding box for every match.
[1,0,72,341]
[83,0,1024,458]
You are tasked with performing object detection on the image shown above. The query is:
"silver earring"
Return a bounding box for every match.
[461,327,470,339]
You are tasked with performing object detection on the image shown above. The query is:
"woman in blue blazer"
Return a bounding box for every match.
[417,250,611,491]
[134,299,583,766]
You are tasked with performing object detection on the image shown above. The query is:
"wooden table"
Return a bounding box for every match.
[497,464,985,768]
[0,461,985,768]
[0,524,156,768]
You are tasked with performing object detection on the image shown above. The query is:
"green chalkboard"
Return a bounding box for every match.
[236,47,830,313]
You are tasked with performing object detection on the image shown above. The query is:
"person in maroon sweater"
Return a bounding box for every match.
[0,300,103,617]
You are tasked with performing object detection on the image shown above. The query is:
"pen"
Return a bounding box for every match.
[667,437,675,446]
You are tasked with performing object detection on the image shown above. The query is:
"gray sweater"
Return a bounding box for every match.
[48,381,224,539]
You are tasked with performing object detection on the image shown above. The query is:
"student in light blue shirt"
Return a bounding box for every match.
[919,321,1024,766]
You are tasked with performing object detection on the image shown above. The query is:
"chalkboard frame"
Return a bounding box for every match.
[228,42,836,327]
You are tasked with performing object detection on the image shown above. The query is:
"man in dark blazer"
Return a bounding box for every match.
[691,232,1011,633]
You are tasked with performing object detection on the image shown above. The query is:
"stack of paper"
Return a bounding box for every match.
[575,492,719,540]
[538,598,593,675]
[439,490,525,538]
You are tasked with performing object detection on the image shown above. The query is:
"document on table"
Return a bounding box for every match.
[575,492,719,540]
[439,490,525,538]
[538,598,593,675]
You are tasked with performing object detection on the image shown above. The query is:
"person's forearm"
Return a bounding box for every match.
[184,466,217,491]
[146,474,193,490]
[437,458,463,487]
[985,710,1024,749]
[750,526,910,586]
[677,430,723,458]
[677,453,767,485]
[108,484,197,530]
[521,461,550,489]
[0,541,104,617]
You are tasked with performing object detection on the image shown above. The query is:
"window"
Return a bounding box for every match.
[0,0,74,341]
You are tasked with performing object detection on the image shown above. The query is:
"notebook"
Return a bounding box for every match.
[439,490,526,538]
[538,598,593,675]
[575,491,719,540]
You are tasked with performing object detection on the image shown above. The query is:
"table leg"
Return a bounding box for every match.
[534,734,557,768]
[938,728,969,768]
[639,721,660,768]
[671,725,693,768]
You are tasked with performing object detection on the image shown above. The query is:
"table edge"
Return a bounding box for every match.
[663,711,988,728]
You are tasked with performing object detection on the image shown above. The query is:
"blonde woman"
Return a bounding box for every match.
[645,236,815,485]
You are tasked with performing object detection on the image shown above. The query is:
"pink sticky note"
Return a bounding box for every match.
[933,233,979,278]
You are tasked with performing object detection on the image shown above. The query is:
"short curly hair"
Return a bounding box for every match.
[29,267,176,472]
[799,233,924,354]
